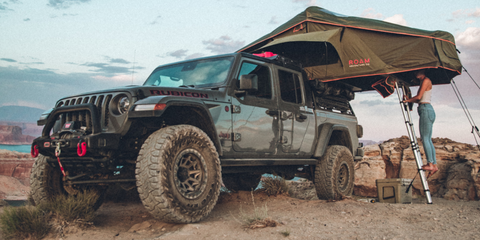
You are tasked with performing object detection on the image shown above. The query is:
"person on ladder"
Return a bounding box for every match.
[403,70,438,178]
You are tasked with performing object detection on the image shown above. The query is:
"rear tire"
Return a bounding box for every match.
[135,125,221,223]
[29,154,106,209]
[314,145,354,200]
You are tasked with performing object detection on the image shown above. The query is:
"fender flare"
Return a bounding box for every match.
[313,123,352,158]
[129,99,223,156]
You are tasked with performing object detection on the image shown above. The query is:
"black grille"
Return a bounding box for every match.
[55,93,119,132]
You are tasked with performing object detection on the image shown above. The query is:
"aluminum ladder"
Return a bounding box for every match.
[395,81,433,204]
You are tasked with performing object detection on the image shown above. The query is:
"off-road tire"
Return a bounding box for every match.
[29,154,106,209]
[135,125,221,223]
[222,173,262,192]
[314,145,355,200]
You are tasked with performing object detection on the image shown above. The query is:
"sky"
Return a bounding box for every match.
[1,0,479,144]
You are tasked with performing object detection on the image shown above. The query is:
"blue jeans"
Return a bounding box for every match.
[418,104,436,164]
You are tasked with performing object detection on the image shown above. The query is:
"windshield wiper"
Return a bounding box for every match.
[179,85,195,88]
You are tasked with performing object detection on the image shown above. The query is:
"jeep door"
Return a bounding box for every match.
[231,61,278,155]
[276,69,310,154]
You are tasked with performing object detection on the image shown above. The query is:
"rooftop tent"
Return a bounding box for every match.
[237,7,462,91]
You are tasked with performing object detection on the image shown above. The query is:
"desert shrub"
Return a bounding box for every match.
[39,190,99,222]
[0,205,50,240]
[237,191,269,226]
[261,176,289,196]
[281,229,291,237]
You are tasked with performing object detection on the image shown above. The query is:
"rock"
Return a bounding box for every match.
[128,220,153,232]
[0,151,35,186]
[354,145,385,197]
[0,175,30,200]
[0,125,36,145]
[355,136,480,200]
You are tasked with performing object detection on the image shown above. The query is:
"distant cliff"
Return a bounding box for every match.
[0,125,36,145]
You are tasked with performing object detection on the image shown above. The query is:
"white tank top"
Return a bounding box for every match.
[420,89,432,103]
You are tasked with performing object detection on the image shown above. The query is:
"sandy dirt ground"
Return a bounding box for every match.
[2,190,479,240]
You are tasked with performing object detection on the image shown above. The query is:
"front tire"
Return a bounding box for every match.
[29,154,105,209]
[135,125,221,223]
[314,145,355,200]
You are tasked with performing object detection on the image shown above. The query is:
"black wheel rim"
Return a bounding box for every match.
[337,163,349,192]
[173,149,207,199]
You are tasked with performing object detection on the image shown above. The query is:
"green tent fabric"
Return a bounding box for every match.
[238,7,462,91]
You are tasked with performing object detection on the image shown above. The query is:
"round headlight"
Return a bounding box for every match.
[118,96,130,114]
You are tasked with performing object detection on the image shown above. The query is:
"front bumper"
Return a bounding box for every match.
[32,103,122,160]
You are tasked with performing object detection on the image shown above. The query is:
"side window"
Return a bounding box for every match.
[279,70,302,104]
[238,62,272,99]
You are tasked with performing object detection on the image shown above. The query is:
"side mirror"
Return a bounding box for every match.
[235,74,258,97]
[239,74,258,91]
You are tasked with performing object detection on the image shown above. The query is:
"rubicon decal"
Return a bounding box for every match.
[150,90,209,99]
[348,58,370,68]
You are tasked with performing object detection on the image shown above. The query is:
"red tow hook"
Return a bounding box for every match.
[31,144,39,158]
[77,141,87,157]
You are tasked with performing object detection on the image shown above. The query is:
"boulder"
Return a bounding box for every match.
[355,136,480,200]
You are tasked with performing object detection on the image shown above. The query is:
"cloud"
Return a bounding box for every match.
[451,8,480,20]
[1,100,48,110]
[19,61,44,65]
[358,99,383,107]
[469,8,480,17]
[269,16,279,25]
[160,50,205,60]
[452,9,465,19]
[456,27,480,50]
[186,53,205,60]
[62,13,78,17]
[383,14,407,26]
[0,66,139,110]
[79,62,139,76]
[0,0,18,12]
[92,74,134,83]
[108,58,130,64]
[47,0,90,9]
[149,15,161,25]
[1,58,17,63]
[167,49,189,59]
[203,35,245,54]
[361,8,383,19]
[292,0,317,7]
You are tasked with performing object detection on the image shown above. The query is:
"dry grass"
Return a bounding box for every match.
[260,175,290,196]
[39,190,100,222]
[0,205,50,240]
[0,190,100,239]
[233,191,280,229]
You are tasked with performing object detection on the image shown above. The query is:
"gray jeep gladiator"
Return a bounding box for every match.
[30,52,363,223]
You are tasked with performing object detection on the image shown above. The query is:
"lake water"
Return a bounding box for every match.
[0,144,31,153]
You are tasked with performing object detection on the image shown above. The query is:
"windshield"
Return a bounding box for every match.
[144,56,234,87]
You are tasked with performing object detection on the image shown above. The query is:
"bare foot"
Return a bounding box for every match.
[425,164,439,178]
[422,164,434,171]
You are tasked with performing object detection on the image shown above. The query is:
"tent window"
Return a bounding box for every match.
[279,70,302,104]
[265,42,339,67]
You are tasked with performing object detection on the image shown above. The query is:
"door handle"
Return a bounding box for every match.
[265,109,279,116]
[297,113,307,121]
